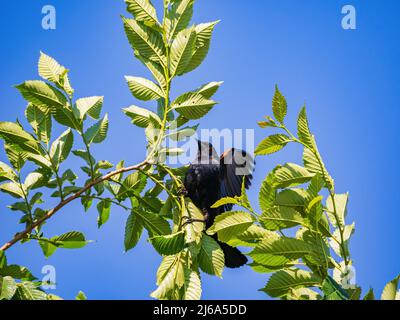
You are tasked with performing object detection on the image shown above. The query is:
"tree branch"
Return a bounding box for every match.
[0,160,148,252]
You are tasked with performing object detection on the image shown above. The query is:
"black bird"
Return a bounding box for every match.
[183,140,255,268]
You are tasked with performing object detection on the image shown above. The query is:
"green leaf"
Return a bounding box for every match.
[250,238,312,268]
[0,251,6,268]
[53,231,89,249]
[0,161,17,182]
[124,212,144,252]
[166,0,194,41]
[39,239,58,258]
[156,255,178,286]
[0,122,40,154]
[198,235,225,277]
[272,85,287,124]
[96,160,113,170]
[136,54,167,89]
[125,0,159,25]
[25,104,52,144]
[172,92,217,120]
[259,172,277,212]
[136,210,171,237]
[326,193,349,228]
[24,172,45,190]
[322,276,349,300]
[0,276,17,300]
[167,125,198,141]
[50,129,74,167]
[75,96,103,120]
[227,225,279,248]
[330,223,354,258]
[122,17,166,66]
[183,269,202,300]
[72,149,96,166]
[184,21,219,74]
[255,134,291,156]
[260,206,305,231]
[13,282,47,300]
[297,106,313,147]
[125,76,164,101]
[211,197,240,209]
[288,287,321,300]
[275,188,308,208]
[303,147,334,190]
[151,256,184,300]
[261,269,321,298]
[183,200,205,244]
[118,172,147,199]
[123,105,161,128]
[363,288,375,300]
[207,211,254,242]
[16,80,67,109]
[150,231,185,256]
[4,144,28,171]
[0,182,24,198]
[0,265,35,281]
[51,104,80,129]
[97,199,111,228]
[75,291,87,300]
[170,27,197,77]
[298,230,330,271]
[83,114,109,145]
[38,52,74,97]
[195,81,223,99]
[273,163,314,188]
[381,274,400,300]
[38,51,67,83]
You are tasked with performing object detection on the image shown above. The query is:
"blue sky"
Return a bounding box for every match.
[1,0,399,299]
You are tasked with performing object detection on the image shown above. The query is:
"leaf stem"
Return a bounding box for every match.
[44,148,64,201]
[17,172,34,227]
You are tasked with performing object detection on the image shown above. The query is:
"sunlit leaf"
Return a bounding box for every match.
[272,85,287,124]
[150,231,185,256]
[84,114,109,145]
[207,211,254,242]
[198,235,224,277]
[125,76,164,101]
[261,269,321,298]
[255,134,291,156]
[123,105,161,128]
[125,0,159,25]
[25,104,52,144]
[122,17,167,66]
[75,96,103,120]
[172,92,217,120]
[125,212,144,252]
[50,129,74,167]
[170,27,197,77]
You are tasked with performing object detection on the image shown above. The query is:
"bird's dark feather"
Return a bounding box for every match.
[184,142,255,269]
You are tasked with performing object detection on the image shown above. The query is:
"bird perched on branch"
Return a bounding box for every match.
[183,140,255,268]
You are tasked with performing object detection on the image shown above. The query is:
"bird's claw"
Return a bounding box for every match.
[178,187,189,197]
[181,216,207,228]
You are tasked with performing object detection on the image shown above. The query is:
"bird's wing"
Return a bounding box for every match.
[219,148,255,212]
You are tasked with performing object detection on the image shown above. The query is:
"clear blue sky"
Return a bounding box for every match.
[1,0,399,299]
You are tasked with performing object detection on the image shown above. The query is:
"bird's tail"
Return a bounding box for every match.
[217,239,248,268]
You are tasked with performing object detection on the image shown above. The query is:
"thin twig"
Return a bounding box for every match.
[0,160,148,252]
